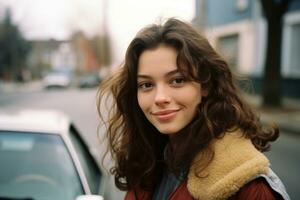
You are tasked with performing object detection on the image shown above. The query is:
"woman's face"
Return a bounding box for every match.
[137,45,205,135]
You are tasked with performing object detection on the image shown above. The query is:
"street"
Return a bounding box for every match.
[0,88,299,199]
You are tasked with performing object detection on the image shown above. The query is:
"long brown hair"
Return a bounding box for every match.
[97,18,278,192]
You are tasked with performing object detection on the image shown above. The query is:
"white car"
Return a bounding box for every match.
[0,110,104,200]
[43,71,72,89]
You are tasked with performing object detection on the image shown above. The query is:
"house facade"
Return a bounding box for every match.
[27,33,106,80]
[193,0,300,97]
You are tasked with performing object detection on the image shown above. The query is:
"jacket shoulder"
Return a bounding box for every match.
[229,177,282,200]
[187,131,270,200]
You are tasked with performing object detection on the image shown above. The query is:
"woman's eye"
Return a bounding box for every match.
[138,82,153,90]
[171,77,185,85]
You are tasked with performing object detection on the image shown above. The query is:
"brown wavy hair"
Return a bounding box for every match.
[97,18,278,192]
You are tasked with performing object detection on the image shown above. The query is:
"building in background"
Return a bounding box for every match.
[27,39,65,79]
[193,0,300,97]
[71,32,100,74]
[27,31,111,80]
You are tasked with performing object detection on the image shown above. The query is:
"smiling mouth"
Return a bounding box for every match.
[152,109,180,121]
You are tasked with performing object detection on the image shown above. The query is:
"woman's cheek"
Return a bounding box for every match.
[138,93,149,111]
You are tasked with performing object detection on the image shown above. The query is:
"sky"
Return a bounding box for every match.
[0,0,195,64]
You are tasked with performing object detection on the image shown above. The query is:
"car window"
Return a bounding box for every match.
[0,131,84,200]
[69,125,102,194]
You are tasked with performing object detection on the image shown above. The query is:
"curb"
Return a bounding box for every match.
[243,94,300,136]
[260,112,300,136]
[0,81,43,93]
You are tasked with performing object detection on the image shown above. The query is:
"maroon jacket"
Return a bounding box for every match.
[124,178,280,200]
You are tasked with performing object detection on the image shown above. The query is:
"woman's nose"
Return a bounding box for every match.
[154,85,171,105]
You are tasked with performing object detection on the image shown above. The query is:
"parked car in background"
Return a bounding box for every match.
[78,73,101,88]
[0,110,104,200]
[42,70,72,89]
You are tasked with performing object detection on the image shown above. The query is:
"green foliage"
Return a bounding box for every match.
[0,8,31,81]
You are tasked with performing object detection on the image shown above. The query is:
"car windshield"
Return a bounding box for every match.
[0,131,84,200]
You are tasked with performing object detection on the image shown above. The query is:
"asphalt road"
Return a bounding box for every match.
[0,88,299,199]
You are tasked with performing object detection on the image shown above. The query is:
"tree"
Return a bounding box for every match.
[260,0,292,107]
[0,8,31,81]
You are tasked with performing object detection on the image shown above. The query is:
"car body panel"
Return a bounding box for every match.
[0,110,70,134]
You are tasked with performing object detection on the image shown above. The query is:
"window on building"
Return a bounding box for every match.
[217,34,239,72]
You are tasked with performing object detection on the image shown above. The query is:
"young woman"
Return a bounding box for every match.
[97,18,290,200]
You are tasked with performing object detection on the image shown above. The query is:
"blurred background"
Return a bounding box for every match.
[0,0,299,199]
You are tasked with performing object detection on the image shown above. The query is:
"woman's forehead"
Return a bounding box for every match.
[137,45,178,72]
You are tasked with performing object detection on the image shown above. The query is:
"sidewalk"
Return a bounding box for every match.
[243,94,300,135]
[0,81,43,94]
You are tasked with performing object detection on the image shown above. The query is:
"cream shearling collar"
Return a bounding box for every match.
[187,130,269,200]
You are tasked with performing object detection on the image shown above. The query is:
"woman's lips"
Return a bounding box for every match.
[152,109,180,121]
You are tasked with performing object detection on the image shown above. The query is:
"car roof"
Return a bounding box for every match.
[0,109,71,134]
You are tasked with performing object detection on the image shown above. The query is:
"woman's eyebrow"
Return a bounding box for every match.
[137,69,181,79]
[137,74,151,79]
[165,69,181,77]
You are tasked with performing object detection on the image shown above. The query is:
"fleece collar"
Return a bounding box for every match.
[187,130,269,200]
